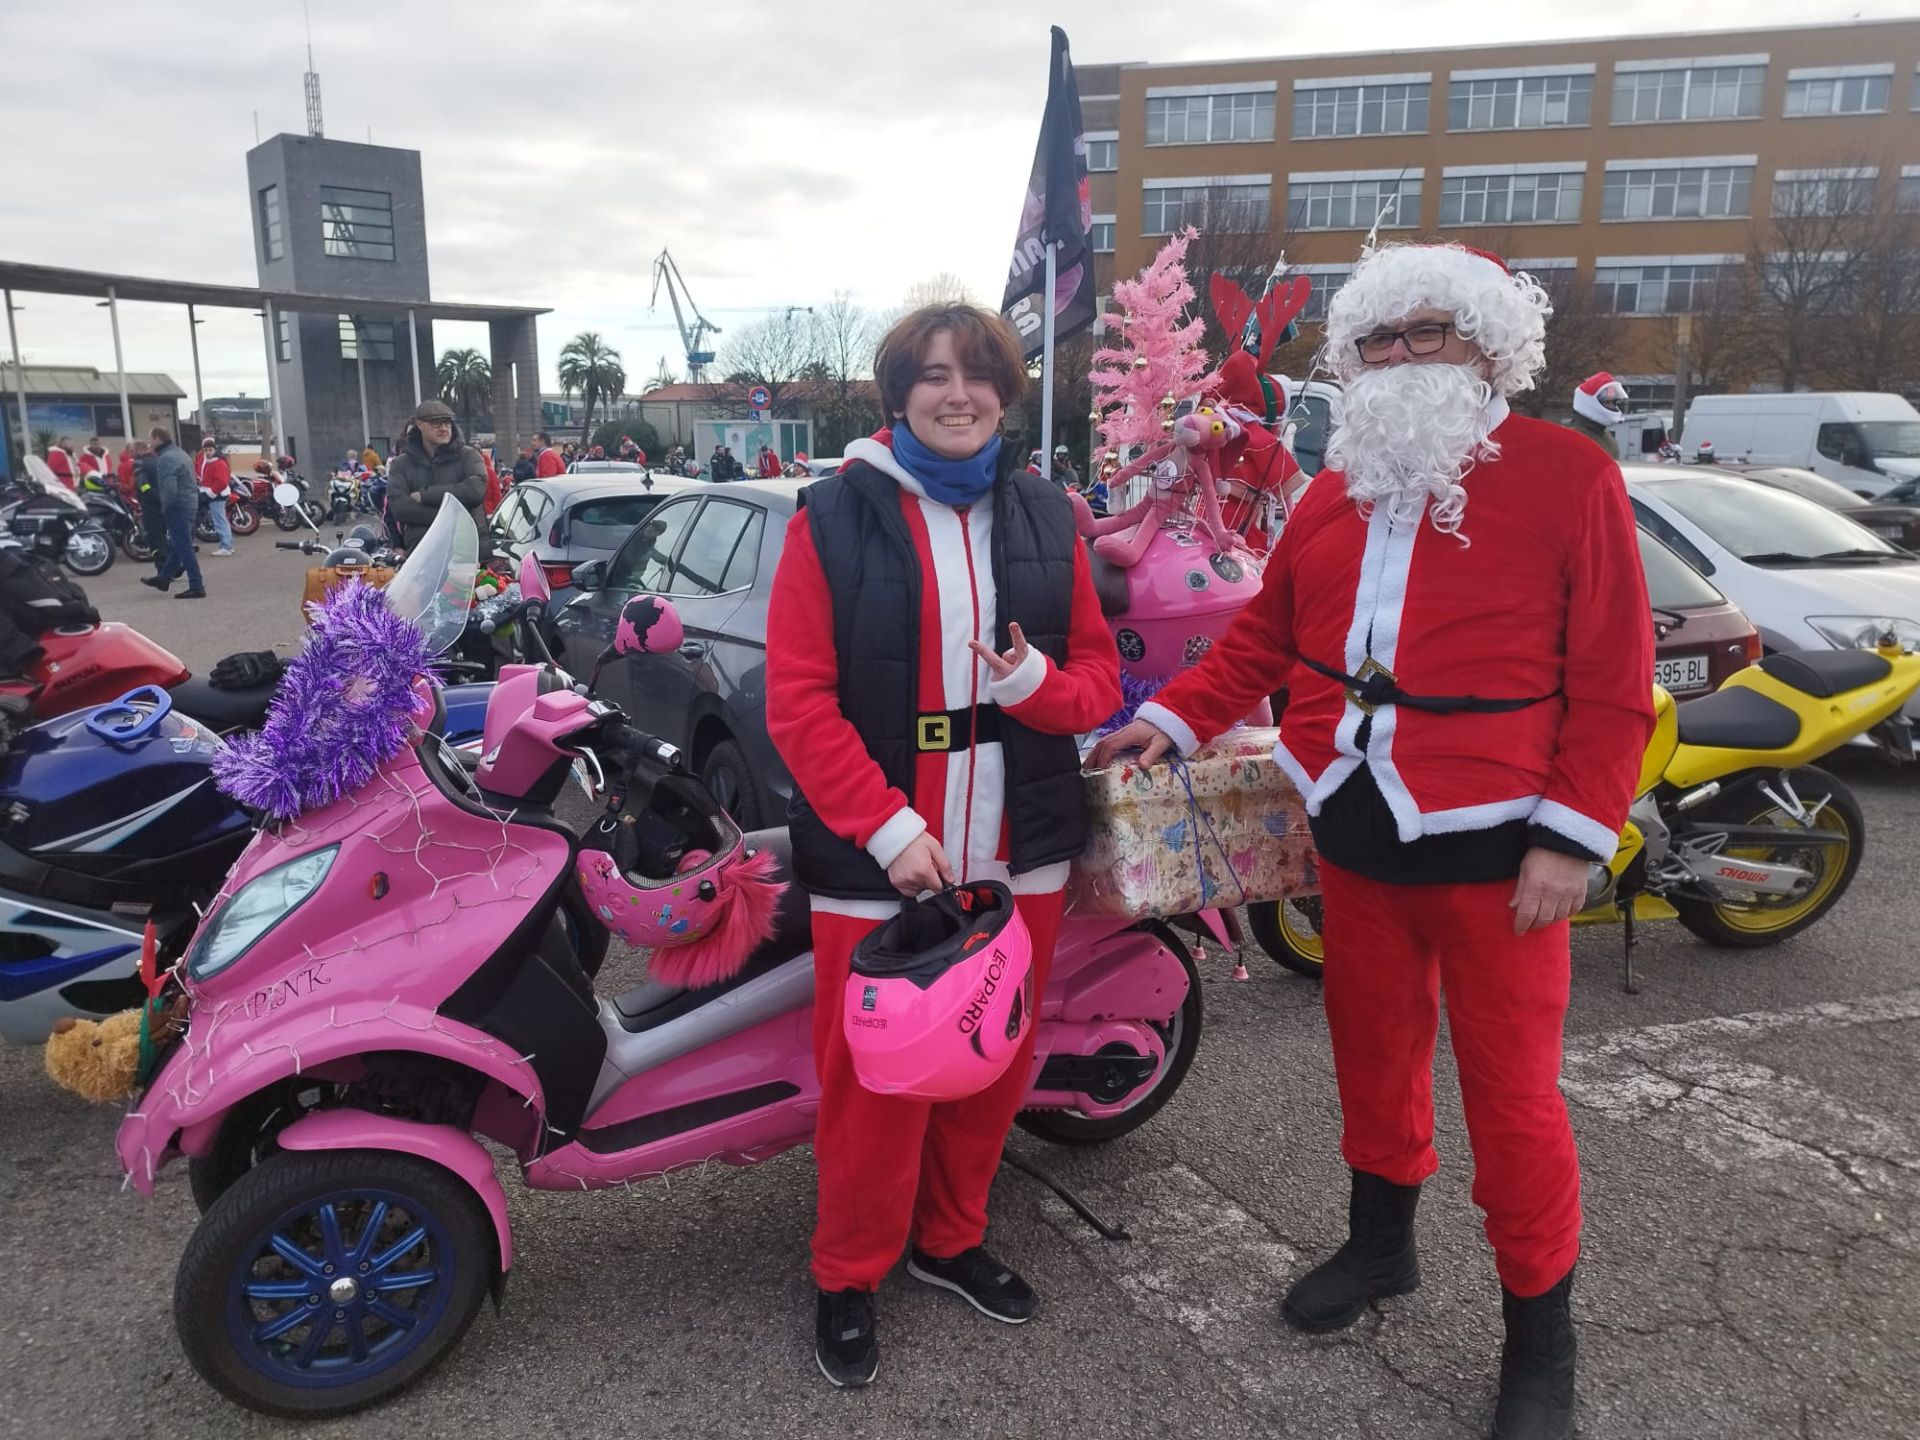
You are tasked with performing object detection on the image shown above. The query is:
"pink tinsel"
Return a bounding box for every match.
[1091,230,1217,455]
[645,848,787,990]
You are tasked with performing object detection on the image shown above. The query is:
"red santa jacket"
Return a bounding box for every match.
[46,447,75,487]
[1141,401,1655,862]
[534,446,566,478]
[194,451,232,495]
[766,436,1121,915]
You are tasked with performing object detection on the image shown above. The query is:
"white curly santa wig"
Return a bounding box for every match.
[1324,243,1553,396]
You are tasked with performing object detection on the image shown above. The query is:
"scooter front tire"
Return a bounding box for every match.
[176,1147,493,1419]
[1016,921,1203,1146]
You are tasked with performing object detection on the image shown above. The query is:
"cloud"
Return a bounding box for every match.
[0,0,1907,409]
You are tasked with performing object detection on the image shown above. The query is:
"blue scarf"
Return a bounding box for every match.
[892,425,1001,508]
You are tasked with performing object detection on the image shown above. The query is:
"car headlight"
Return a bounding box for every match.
[187,846,339,980]
[1805,615,1920,652]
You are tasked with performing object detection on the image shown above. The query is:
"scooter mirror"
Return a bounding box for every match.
[614,594,685,657]
[272,482,301,507]
[518,551,550,605]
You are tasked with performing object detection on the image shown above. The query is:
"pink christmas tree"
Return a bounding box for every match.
[1091,229,1215,455]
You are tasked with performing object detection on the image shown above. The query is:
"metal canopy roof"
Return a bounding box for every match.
[0,364,185,398]
[0,260,549,322]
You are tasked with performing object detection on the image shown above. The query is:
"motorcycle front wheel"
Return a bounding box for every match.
[228,500,260,536]
[271,504,302,532]
[120,528,155,562]
[64,526,115,575]
[1016,921,1203,1145]
[194,514,219,544]
[1670,765,1865,948]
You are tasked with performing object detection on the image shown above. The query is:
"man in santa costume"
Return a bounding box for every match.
[766,303,1120,1389]
[75,437,114,491]
[1097,242,1654,1439]
[193,435,235,556]
[44,437,76,489]
[1569,371,1631,460]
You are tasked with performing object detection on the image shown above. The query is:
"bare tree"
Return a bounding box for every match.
[900,272,979,311]
[1523,267,1616,418]
[647,357,677,392]
[1660,264,1760,395]
[1746,154,1885,390]
[713,309,821,416]
[1811,202,1920,390]
[1179,189,1304,367]
[809,290,883,452]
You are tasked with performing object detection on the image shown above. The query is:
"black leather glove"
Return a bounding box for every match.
[209,650,285,691]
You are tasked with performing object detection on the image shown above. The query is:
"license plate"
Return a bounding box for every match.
[1655,654,1712,693]
[1871,524,1907,540]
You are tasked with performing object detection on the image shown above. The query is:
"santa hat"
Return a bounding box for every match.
[1572,371,1628,427]
[1323,242,1551,397]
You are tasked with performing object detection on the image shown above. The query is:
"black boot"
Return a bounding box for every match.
[1491,1268,1576,1439]
[1281,1169,1422,1333]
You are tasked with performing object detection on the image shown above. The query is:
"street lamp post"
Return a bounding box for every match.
[101,287,134,447]
[187,304,206,436]
[4,290,29,468]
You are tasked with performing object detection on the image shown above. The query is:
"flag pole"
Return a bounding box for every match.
[1040,241,1058,463]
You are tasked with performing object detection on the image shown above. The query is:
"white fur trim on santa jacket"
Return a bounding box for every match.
[1145,407,1657,861]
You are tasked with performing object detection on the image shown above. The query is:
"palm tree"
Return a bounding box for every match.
[434,348,492,425]
[557,332,627,442]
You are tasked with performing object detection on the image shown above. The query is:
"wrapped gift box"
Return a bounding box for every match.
[1067,727,1319,919]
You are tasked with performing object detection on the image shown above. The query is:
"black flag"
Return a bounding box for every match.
[1002,26,1094,361]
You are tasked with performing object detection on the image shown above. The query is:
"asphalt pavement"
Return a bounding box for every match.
[1,528,1917,1438]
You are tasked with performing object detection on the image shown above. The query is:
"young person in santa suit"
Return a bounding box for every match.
[765,303,1122,1390]
[1095,243,1655,1440]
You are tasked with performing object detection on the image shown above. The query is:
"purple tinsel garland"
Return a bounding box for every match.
[213,579,441,820]
[1095,671,1170,736]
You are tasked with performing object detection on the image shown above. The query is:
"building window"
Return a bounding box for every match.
[1287,174,1422,231]
[1439,169,1583,226]
[1145,90,1275,145]
[1784,70,1890,116]
[1296,268,1352,322]
[1602,162,1753,220]
[1611,63,1766,124]
[1762,254,1857,313]
[1771,171,1876,217]
[1899,169,1920,213]
[1447,72,1592,130]
[1142,182,1271,235]
[258,184,284,262]
[320,185,396,261]
[1091,218,1115,253]
[1087,137,1118,172]
[338,314,396,361]
[1292,80,1429,138]
[275,311,291,363]
[1593,262,1736,315]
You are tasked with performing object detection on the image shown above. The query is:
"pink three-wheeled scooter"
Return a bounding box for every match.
[115,500,1207,1418]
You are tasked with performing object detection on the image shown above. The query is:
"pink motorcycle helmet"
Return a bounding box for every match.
[843,882,1034,1102]
[574,770,785,988]
[615,592,684,656]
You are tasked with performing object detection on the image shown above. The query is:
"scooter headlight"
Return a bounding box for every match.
[1805,616,1920,653]
[187,846,339,981]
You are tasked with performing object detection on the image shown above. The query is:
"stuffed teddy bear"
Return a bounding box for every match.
[44,999,184,1103]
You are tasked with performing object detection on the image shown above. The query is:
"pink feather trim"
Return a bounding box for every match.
[645,848,787,989]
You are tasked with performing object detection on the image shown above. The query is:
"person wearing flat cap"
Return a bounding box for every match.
[386,398,493,558]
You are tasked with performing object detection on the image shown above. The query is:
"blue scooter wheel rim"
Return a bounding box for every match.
[223,1186,458,1390]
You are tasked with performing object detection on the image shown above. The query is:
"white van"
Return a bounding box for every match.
[1678,392,1920,498]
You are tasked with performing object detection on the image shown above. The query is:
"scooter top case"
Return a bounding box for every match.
[0,686,252,909]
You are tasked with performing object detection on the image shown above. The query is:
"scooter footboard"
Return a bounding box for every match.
[1042,923,1191,1025]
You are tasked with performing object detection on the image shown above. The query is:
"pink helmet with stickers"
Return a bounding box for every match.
[616,593,684,656]
[574,769,785,988]
[843,882,1034,1102]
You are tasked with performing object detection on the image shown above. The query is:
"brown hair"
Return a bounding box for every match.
[873,304,1027,419]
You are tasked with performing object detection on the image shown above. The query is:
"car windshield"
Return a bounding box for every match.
[1287,393,1333,476]
[1642,476,1908,563]
[1858,420,1920,459]
[1747,468,1864,510]
[1638,528,1725,608]
[21,456,86,512]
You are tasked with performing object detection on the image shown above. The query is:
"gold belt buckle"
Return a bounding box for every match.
[916,714,952,752]
[1348,657,1395,716]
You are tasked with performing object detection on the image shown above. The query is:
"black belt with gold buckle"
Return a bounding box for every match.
[915,704,1004,752]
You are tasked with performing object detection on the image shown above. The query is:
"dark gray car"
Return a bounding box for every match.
[490,472,701,607]
[552,477,805,828]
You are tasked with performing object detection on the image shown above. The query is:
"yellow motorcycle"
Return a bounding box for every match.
[1252,638,1920,988]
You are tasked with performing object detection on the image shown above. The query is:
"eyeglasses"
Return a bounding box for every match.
[1354,322,1454,363]
[421,418,453,428]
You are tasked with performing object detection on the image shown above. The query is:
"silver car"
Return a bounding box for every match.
[490,472,701,606]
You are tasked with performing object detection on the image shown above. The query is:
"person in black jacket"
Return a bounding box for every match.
[385,400,493,558]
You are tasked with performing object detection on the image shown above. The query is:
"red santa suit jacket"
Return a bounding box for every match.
[194,450,232,495]
[766,436,1122,918]
[1141,398,1656,862]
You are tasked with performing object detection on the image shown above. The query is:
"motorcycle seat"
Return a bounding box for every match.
[1085,543,1131,617]
[1757,648,1892,698]
[1674,686,1801,752]
[167,674,276,731]
[610,826,813,1035]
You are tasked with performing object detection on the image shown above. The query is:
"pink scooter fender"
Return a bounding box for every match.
[276,1110,515,1272]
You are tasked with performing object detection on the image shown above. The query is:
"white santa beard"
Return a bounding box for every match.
[1327,363,1499,538]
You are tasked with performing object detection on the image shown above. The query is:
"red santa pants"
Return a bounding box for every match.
[1318,860,1581,1297]
[808,891,1063,1293]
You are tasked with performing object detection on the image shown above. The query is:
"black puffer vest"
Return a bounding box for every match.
[788,453,1089,900]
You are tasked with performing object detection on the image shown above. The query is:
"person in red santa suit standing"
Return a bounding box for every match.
[765,302,1121,1390]
[1095,243,1654,1440]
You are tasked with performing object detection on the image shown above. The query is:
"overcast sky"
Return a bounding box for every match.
[1,0,1912,413]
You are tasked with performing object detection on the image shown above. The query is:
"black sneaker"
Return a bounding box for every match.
[907,1246,1038,1324]
[140,576,170,591]
[815,1288,878,1389]
[174,588,207,600]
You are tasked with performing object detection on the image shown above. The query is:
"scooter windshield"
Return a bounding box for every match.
[383,495,479,657]
[22,456,87,512]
